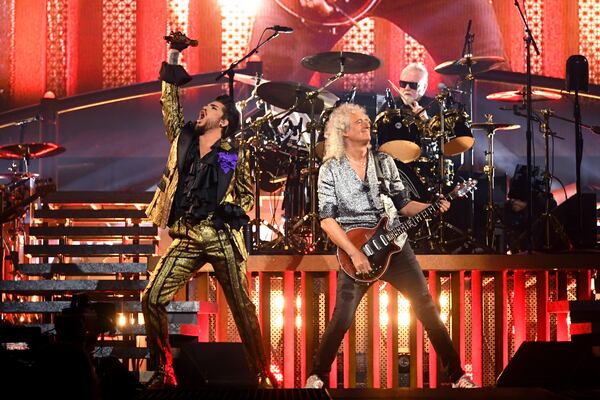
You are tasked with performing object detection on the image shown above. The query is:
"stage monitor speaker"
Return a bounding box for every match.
[173,342,256,389]
[552,193,597,249]
[497,341,600,390]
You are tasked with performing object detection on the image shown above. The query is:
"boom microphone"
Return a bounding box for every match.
[268,25,294,33]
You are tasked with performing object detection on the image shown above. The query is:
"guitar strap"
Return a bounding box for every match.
[372,150,398,219]
[371,150,389,196]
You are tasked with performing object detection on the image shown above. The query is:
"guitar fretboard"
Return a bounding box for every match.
[384,190,462,242]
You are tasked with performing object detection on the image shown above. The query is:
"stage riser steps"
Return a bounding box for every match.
[29,226,158,238]
[92,346,151,359]
[31,323,202,336]
[0,280,148,294]
[17,263,149,275]
[3,191,185,372]
[0,301,210,314]
[42,191,154,204]
[24,244,155,256]
[33,209,149,219]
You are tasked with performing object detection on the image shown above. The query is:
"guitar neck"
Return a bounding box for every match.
[388,191,459,240]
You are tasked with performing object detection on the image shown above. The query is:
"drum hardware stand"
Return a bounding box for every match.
[480,114,502,250]
[515,0,541,253]
[460,19,478,242]
[240,112,282,252]
[538,109,569,251]
[286,70,345,253]
[239,107,307,252]
[425,91,483,253]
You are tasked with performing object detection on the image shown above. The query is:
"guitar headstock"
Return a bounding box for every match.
[451,178,478,198]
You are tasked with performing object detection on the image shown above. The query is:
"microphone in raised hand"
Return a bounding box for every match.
[164,31,198,51]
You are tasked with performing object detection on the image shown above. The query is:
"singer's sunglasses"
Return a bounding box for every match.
[399,80,420,90]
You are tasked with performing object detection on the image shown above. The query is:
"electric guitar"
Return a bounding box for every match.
[274,0,380,29]
[338,179,477,283]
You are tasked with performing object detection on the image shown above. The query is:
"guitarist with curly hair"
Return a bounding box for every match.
[305,103,477,389]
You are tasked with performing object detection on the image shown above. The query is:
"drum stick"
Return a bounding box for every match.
[388,79,417,109]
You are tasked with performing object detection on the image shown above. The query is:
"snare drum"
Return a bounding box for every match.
[374,109,422,163]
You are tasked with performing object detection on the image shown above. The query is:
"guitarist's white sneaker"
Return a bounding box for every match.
[304,374,324,389]
[452,374,479,388]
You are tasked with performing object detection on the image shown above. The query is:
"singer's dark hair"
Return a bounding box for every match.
[214,94,240,138]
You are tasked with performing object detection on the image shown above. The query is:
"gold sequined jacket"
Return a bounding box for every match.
[146,80,254,259]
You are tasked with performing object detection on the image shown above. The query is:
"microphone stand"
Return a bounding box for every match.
[460,19,476,244]
[216,29,281,100]
[217,29,282,252]
[514,0,540,254]
[543,111,600,136]
[573,82,584,244]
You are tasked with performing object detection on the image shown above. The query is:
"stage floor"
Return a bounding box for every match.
[137,387,588,400]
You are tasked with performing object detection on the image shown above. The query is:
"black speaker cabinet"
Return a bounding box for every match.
[553,193,597,249]
[497,341,600,390]
[173,342,256,389]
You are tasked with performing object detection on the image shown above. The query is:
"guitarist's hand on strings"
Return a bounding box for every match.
[350,250,371,276]
[439,197,450,213]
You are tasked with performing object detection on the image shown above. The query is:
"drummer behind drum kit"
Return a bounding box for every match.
[236,48,570,255]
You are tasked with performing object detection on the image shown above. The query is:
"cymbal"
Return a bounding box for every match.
[486,88,562,102]
[256,81,339,114]
[0,142,65,160]
[301,51,382,74]
[471,122,521,131]
[434,56,504,75]
[234,73,269,86]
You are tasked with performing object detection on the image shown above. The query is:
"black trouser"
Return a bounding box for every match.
[310,243,464,384]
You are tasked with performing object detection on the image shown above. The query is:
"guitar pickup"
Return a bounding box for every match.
[362,244,374,256]
[379,235,389,246]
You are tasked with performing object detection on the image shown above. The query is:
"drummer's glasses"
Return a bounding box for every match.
[399,80,420,90]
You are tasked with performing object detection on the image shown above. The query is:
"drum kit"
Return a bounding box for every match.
[237,47,568,254]
[0,142,61,222]
[237,51,381,253]
[0,142,59,280]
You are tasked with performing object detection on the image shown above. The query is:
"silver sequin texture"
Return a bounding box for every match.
[318,152,411,230]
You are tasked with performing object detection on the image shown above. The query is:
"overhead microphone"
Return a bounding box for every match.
[437,82,465,94]
[268,25,294,33]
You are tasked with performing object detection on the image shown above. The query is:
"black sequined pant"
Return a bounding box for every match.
[310,243,464,384]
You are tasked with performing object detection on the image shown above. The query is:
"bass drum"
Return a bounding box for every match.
[248,125,294,192]
[375,109,422,163]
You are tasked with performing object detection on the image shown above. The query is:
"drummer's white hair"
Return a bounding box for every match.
[403,62,428,81]
[323,103,369,162]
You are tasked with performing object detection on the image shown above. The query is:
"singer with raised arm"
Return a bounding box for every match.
[304,103,478,389]
[142,31,276,389]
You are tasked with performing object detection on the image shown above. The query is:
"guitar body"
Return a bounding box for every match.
[335,179,477,284]
[337,217,407,284]
[274,0,380,27]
